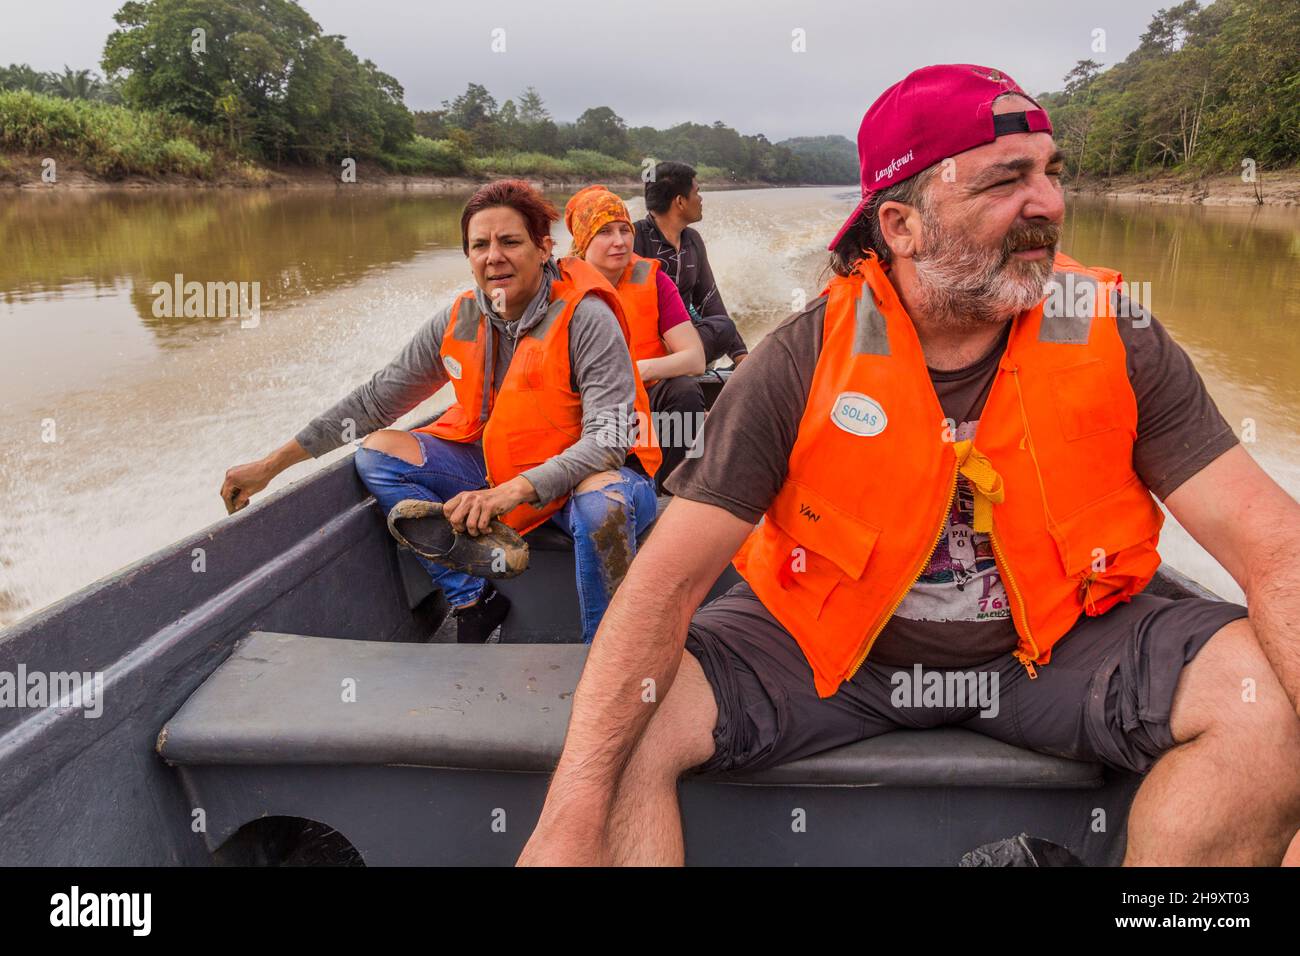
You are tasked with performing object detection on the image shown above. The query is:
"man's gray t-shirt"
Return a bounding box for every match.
[665,289,1239,667]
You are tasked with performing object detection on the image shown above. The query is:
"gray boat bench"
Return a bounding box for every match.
[157,632,1142,866]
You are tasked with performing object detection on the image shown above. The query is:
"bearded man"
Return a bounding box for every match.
[517,64,1300,866]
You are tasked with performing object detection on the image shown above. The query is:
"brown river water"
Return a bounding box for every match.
[1,186,1297,626]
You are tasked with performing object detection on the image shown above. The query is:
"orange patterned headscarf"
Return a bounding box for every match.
[564,185,632,258]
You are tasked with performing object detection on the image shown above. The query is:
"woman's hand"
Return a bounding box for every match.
[444,476,537,535]
[220,459,275,514]
[220,439,310,514]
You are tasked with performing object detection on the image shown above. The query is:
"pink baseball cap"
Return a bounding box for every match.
[828,63,1053,251]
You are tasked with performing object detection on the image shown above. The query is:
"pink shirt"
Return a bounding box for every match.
[654,270,691,336]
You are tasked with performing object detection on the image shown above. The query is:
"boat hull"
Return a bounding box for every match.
[0,371,1216,865]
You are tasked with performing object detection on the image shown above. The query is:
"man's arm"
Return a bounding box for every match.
[518,307,821,864]
[517,497,753,864]
[1164,444,1300,714]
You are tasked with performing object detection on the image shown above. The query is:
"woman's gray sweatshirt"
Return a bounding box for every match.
[294,260,636,505]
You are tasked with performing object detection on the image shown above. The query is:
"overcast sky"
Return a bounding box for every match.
[4,0,1170,141]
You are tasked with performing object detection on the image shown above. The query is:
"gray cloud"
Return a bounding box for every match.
[3,0,1167,141]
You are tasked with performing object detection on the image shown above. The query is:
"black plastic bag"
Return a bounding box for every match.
[959,833,1084,867]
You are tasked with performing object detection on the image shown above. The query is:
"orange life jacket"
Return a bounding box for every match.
[732,251,1164,698]
[417,258,662,534]
[617,255,669,363]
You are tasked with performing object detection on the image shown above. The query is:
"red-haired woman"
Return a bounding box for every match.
[220,180,660,643]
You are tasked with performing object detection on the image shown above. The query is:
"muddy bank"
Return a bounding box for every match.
[1,154,504,191]
[1067,168,1300,207]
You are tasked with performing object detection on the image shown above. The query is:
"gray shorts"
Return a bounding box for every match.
[684,582,1248,776]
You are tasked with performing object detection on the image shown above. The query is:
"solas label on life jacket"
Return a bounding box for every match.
[830,391,887,436]
[443,355,463,380]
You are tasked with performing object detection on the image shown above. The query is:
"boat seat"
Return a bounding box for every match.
[160,632,1097,786]
[159,632,1141,864]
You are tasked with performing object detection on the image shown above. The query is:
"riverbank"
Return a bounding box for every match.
[0,152,785,191]
[1067,168,1300,207]
[0,152,461,190]
[9,150,1299,206]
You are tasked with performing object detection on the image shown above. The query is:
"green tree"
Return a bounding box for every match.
[1138,1,1200,54]
[1206,0,1300,167]
[441,82,499,149]
[517,86,549,124]
[573,106,628,157]
[0,63,50,93]
[514,86,558,153]
[1043,0,1300,176]
[101,0,414,163]
[412,110,446,139]
[46,67,102,99]
[102,0,320,156]
[496,99,523,151]
[281,34,411,162]
[1063,59,1102,99]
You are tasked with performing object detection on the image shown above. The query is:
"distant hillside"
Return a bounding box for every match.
[775,135,858,184]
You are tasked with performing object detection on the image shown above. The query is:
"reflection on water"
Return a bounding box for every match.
[0,186,1296,625]
[0,189,468,336]
[1062,199,1300,401]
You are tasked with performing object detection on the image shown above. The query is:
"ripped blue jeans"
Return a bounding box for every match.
[354,431,657,642]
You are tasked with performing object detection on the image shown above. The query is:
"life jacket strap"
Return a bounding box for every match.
[952,439,1005,533]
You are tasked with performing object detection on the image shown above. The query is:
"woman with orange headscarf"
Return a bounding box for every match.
[564,185,707,494]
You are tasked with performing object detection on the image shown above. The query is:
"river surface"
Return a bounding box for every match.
[1,186,1297,626]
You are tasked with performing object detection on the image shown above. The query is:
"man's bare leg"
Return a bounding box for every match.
[1125,618,1300,865]
[1285,829,1300,866]
[605,650,718,866]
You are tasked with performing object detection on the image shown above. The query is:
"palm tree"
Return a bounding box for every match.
[0,63,49,93]
[47,67,101,100]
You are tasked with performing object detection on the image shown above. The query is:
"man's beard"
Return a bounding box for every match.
[911,212,1061,327]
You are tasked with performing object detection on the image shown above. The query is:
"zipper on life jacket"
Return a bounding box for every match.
[1078,570,1101,614]
[989,525,1040,679]
[479,321,507,489]
[844,463,959,684]
[999,361,1049,680]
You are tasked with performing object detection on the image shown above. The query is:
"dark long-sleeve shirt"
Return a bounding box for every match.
[633,214,729,320]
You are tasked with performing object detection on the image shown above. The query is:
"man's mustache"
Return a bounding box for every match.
[1002,223,1061,260]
